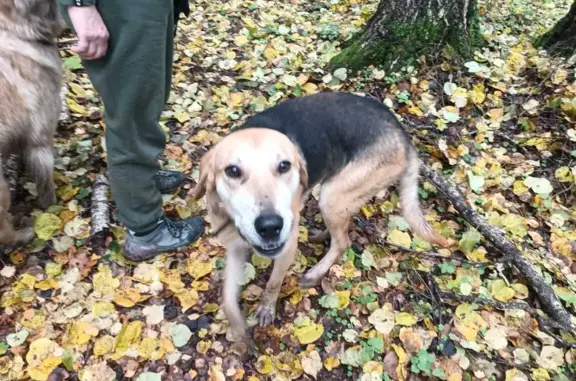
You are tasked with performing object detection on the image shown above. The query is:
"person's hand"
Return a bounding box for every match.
[67,5,109,60]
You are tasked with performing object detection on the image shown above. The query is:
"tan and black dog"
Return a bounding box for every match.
[190,92,449,338]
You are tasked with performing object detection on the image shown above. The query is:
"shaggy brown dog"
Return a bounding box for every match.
[0,160,34,246]
[0,0,63,212]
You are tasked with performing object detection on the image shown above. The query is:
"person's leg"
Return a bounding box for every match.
[59,0,203,260]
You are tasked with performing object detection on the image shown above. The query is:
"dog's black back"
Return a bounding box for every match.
[242,92,413,188]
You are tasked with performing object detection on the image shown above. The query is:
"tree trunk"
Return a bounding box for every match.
[329,0,482,71]
[537,1,576,57]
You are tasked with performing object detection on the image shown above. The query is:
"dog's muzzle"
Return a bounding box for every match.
[253,212,285,257]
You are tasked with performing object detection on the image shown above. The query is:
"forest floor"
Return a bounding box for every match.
[2,0,576,380]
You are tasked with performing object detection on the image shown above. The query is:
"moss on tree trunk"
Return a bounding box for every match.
[329,0,482,71]
[536,1,576,57]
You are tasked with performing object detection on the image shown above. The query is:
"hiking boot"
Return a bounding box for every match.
[154,170,185,194]
[123,216,204,261]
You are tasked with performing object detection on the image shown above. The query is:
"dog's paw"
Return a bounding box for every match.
[298,271,323,289]
[255,303,276,327]
[16,227,35,245]
[226,326,248,343]
[308,229,330,244]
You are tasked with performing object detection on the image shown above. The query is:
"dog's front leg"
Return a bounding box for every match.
[255,231,298,327]
[222,238,251,341]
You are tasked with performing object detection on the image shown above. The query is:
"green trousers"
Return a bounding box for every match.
[60,0,174,233]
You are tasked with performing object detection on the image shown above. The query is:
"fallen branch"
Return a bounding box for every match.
[420,164,576,332]
[58,84,70,124]
[90,175,110,248]
[355,216,507,267]
[437,290,576,349]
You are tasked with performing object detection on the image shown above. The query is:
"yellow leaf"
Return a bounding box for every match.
[69,83,87,98]
[64,322,98,347]
[513,180,530,196]
[555,167,574,183]
[229,92,244,108]
[255,355,273,375]
[391,344,409,381]
[187,258,213,280]
[174,110,190,124]
[387,229,412,248]
[336,290,351,310]
[532,368,551,381]
[92,301,116,317]
[361,204,377,219]
[35,278,58,291]
[394,312,418,326]
[66,98,87,114]
[21,309,46,331]
[324,356,340,371]
[113,321,144,359]
[513,283,529,299]
[298,226,308,243]
[34,213,62,240]
[234,35,249,46]
[176,289,199,312]
[505,368,528,381]
[251,253,272,269]
[552,68,568,85]
[294,321,324,344]
[196,340,211,354]
[490,279,515,302]
[454,303,488,341]
[469,83,486,104]
[363,361,383,374]
[161,270,185,294]
[488,108,504,121]
[203,303,219,313]
[302,82,319,94]
[139,337,165,360]
[408,103,424,116]
[25,338,62,381]
[93,265,120,295]
[93,335,115,356]
[264,47,278,61]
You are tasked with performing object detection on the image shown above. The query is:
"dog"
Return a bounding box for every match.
[0,158,34,246]
[190,92,449,338]
[0,0,63,210]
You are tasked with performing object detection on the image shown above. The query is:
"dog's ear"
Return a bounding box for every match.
[295,149,308,190]
[190,148,216,200]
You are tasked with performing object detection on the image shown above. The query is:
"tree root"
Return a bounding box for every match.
[90,174,110,249]
[420,164,576,332]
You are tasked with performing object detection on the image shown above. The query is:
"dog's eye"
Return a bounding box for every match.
[225,165,242,178]
[278,161,291,174]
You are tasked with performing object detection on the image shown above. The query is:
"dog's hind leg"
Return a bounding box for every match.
[25,144,57,208]
[299,159,405,288]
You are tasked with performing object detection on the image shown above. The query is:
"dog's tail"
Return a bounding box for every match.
[398,151,449,247]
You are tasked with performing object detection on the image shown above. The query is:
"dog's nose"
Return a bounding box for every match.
[254,213,284,240]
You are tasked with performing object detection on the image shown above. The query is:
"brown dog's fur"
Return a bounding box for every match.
[190,126,449,340]
[0,162,34,246]
[0,0,63,246]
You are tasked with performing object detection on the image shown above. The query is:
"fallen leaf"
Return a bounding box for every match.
[301,350,322,379]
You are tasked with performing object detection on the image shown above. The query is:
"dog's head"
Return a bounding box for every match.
[0,0,63,40]
[191,128,308,258]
